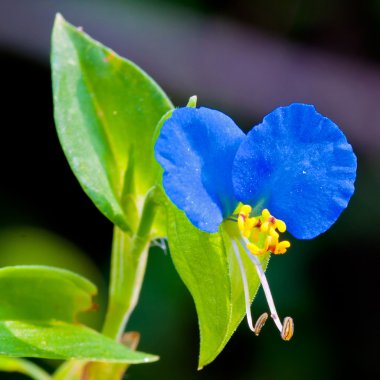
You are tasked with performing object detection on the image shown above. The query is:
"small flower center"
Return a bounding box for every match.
[237,205,291,255]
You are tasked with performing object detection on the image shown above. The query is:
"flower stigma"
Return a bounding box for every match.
[231,204,294,341]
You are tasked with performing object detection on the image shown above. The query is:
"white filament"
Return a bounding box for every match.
[231,239,256,332]
[238,236,283,333]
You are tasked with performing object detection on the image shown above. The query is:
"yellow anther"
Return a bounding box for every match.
[238,205,254,234]
[273,240,291,255]
[275,219,287,233]
[241,217,256,238]
[247,242,265,255]
[238,217,245,232]
[280,241,291,249]
[262,209,271,219]
[238,204,291,257]
[246,217,257,229]
[269,227,279,240]
[264,236,273,251]
[240,205,252,216]
[260,221,269,233]
[243,228,252,238]
[246,242,258,254]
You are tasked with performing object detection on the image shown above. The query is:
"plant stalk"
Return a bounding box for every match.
[54,192,159,380]
[102,191,158,340]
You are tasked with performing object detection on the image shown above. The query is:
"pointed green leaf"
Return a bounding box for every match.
[0,321,157,363]
[167,206,269,368]
[166,205,230,369]
[0,266,96,322]
[0,226,106,329]
[51,14,173,232]
[0,266,157,363]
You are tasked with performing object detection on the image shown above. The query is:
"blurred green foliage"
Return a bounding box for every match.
[0,227,106,329]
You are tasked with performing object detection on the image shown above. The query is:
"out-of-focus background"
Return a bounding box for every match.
[0,0,379,379]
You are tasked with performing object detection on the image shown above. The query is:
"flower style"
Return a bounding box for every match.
[155,103,357,340]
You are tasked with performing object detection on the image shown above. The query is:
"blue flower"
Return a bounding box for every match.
[155,103,357,340]
[155,103,356,239]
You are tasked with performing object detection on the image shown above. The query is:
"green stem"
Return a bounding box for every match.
[18,360,51,380]
[0,357,51,380]
[52,360,85,380]
[102,191,158,340]
[53,191,159,380]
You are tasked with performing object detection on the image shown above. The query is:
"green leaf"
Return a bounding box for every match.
[51,14,173,232]
[0,321,157,364]
[166,205,230,369]
[166,206,269,369]
[0,226,106,329]
[0,356,51,380]
[0,266,157,363]
[0,266,96,322]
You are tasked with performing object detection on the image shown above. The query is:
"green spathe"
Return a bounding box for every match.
[167,207,269,369]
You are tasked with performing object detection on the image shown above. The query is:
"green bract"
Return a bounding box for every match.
[167,205,269,368]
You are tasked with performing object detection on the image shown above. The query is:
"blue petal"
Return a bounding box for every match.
[233,103,357,239]
[155,107,245,233]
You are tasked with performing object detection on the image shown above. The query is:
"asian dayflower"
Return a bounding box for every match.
[155,102,356,340]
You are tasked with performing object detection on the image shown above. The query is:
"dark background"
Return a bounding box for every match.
[0,0,379,379]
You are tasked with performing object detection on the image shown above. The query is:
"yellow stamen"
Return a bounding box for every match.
[238,216,245,232]
[273,240,291,255]
[247,242,264,255]
[269,227,279,239]
[264,235,272,251]
[238,205,253,233]
[237,204,291,257]
[240,205,252,215]
[246,217,257,229]
[275,219,287,233]
[234,206,295,341]
[260,221,270,233]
